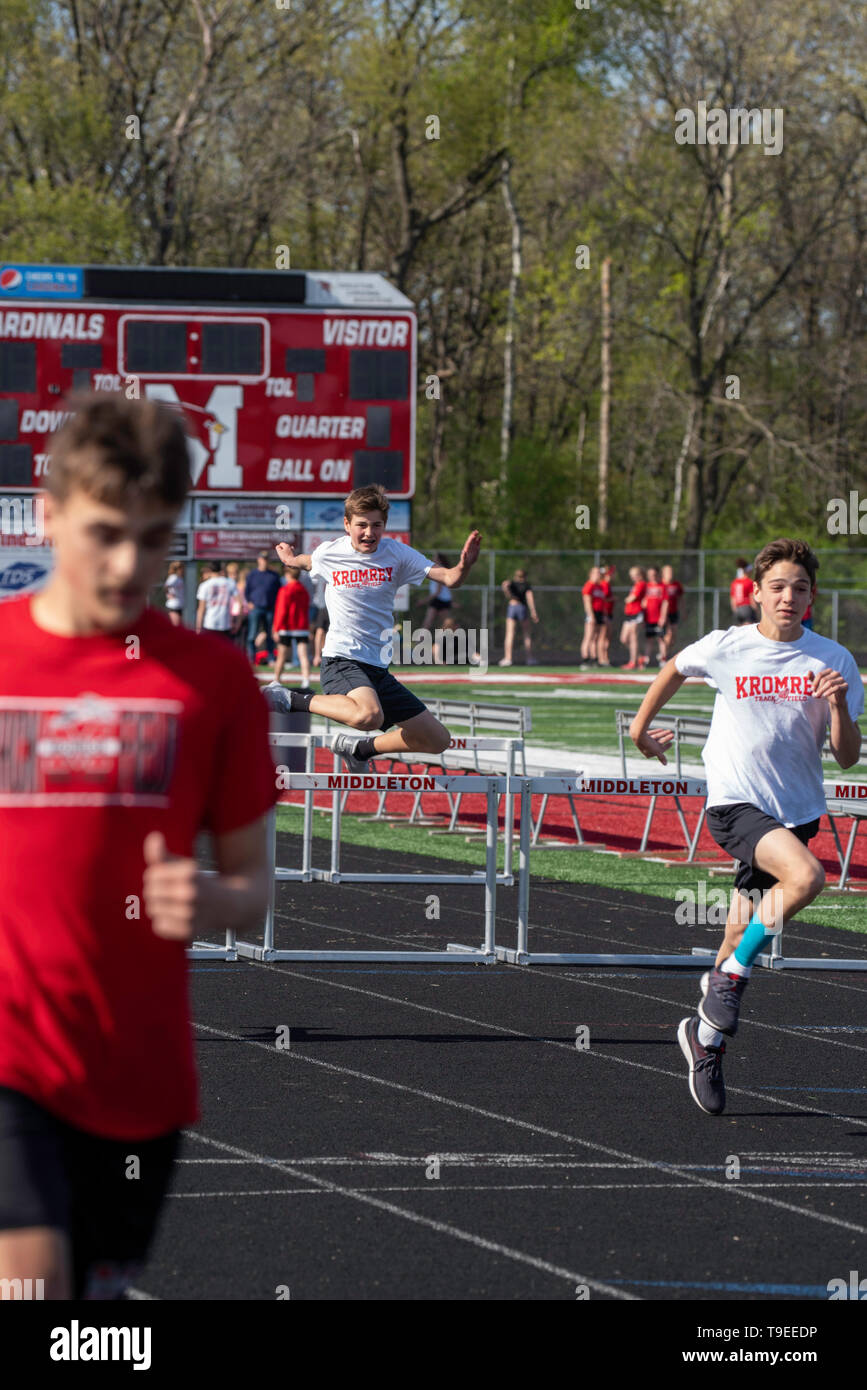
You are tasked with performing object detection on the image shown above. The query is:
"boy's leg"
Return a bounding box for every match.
[306,685,383,728]
[699,827,824,1038]
[522,619,533,660]
[296,638,310,685]
[503,617,515,663]
[357,709,449,757]
[273,638,288,682]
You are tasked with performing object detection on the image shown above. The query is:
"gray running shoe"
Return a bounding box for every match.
[678,1016,726,1115]
[698,967,748,1037]
[331,732,368,773]
[262,681,293,713]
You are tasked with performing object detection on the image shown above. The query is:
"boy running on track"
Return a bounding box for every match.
[266,484,481,770]
[0,395,276,1298]
[629,538,862,1115]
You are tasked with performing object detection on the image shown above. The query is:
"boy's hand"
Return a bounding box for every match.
[275,541,296,565]
[630,726,675,764]
[811,668,848,709]
[460,530,481,570]
[143,832,201,942]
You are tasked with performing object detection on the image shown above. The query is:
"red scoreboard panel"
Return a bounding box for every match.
[0,264,416,498]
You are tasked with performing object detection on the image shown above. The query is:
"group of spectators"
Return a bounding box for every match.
[163,552,331,686]
[580,563,684,669]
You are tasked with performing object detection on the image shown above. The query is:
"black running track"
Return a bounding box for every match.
[143,829,867,1314]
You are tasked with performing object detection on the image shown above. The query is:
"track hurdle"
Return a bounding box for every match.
[234,769,506,963]
[497,775,867,970]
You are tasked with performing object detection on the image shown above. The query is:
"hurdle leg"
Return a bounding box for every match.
[567,794,585,845]
[531,793,549,847]
[516,781,532,960]
[672,795,691,850]
[639,794,657,852]
[837,817,860,891]
[482,781,498,956]
[686,801,706,863]
[263,805,278,955]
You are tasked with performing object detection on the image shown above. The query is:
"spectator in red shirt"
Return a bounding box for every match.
[641,566,667,667]
[730,558,757,625]
[597,564,616,666]
[0,394,276,1300]
[619,566,646,669]
[273,564,311,686]
[660,563,685,659]
[580,565,607,666]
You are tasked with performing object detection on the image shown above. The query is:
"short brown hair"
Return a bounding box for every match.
[45,392,191,507]
[753,538,818,588]
[345,484,389,522]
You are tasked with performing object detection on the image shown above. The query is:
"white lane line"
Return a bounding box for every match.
[194,1012,867,1237]
[182,1127,637,1301]
[238,958,867,1129]
[169,1181,867,1198]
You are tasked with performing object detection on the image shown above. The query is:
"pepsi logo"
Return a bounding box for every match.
[0,268,23,291]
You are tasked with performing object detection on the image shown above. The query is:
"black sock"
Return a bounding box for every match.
[354,736,379,759]
[289,689,314,712]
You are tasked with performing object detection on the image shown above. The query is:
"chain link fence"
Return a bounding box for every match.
[429,549,867,666]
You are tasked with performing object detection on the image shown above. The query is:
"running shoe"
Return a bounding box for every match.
[331,732,368,773]
[698,967,748,1037]
[677,1016,726,1115]
[498,658,513,667]
[262,681,293,712]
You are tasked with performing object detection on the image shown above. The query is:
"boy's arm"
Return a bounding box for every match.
[629,657,687,763]
[428,529,481,591]
[274,541,312,571]
[195,598,205,633]
[526,586,539,621]
[813,669,862,769]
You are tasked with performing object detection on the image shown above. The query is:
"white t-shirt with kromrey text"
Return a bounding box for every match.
[311,535,432,667]
[196,577,238,632]
[675,625,864,824]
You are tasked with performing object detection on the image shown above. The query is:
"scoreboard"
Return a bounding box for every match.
[0,264,416,499]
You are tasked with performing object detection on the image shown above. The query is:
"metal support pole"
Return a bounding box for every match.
[517,780,532,957]
[263,805,277,954]
[483,782,498,953]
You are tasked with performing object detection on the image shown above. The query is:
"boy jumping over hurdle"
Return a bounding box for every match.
[629,538,862,1115]
[265,485,481,770]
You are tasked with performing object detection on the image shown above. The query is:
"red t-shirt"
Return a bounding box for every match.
[0,597,277,1139]
[582,580,607,614]
[600,578,615,617]
[730,575,754,607]
[273,580,310,633]
[663,580,683,616]
[624,580,646,617]
[643,582,666,625]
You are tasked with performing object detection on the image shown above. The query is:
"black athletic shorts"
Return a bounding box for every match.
[0,1086,180,1298]
[427,597,452,612]
[320,656,426,731]
[706,802,821,896]
[276,629,310,646]
[733,605,755,624]
[644,623,662,638]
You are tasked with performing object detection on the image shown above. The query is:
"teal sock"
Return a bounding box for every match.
[734,912,776,969]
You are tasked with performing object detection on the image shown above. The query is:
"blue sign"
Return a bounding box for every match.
[0,559,49,593]
[0,264,83,299]
[303,498,410,530]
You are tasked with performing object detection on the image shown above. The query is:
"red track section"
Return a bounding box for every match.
[278,749,867,885]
